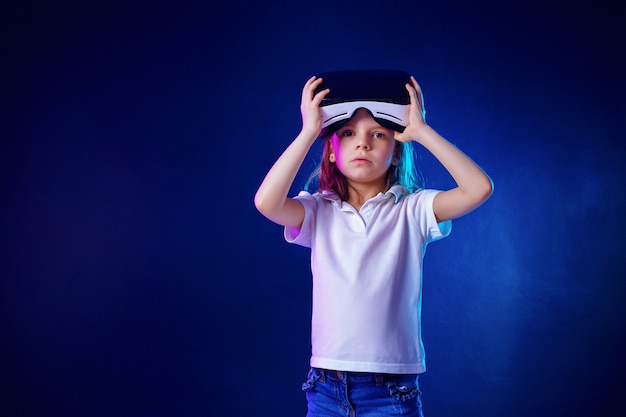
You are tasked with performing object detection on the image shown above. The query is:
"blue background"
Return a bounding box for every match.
[2,0,625,416]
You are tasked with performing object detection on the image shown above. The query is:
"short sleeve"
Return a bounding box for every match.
[409,189,452,243]
[284,191,316,248]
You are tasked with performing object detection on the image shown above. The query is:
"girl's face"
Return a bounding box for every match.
[329,108,397,189]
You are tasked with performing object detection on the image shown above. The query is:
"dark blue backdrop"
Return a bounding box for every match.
[2,1,625,416]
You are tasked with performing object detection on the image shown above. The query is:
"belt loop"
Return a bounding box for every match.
[375,374,384,386]
[318,368,326,383]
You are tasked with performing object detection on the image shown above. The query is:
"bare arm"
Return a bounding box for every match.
[395,76,493,222]
[254,76,330,228]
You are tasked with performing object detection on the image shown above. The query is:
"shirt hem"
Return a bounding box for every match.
[310,357,426,374]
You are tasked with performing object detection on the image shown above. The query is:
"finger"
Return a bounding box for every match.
[411,76,425,108]
[303,77,324,103]
[304,75,317,88]
[312,88,330,106]
[410,76,422,94]
[394,130,410,143]
[406,83,423,115]
[302,76,315,95]
[302,76,319,106]
[405,83,416,105]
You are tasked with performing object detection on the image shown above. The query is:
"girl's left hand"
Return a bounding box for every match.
[394,76,427,143]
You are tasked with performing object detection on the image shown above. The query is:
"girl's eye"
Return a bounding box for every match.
[373,132,386,139]
[340,130,354,137]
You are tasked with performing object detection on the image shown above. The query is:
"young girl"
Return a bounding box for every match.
[254,74,493,417]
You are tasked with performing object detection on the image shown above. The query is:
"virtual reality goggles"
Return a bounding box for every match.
[314,69,412,133]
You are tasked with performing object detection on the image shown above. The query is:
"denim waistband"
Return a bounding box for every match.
[315,368,387,384]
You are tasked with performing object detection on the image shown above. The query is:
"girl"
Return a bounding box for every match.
[254,74,493,417]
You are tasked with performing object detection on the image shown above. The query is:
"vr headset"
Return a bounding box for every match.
[314,69,412,133]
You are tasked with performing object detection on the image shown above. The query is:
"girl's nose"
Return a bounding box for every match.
[356,137,371,150]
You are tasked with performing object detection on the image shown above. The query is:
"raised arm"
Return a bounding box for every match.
[254,76,330,228]
[394,76,493,222]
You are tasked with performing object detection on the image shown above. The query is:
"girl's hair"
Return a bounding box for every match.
[305,119,424,200]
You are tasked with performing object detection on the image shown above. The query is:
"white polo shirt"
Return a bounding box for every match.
[285,185,451,374]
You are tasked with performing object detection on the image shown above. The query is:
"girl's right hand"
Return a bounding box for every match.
[300,76,330,137]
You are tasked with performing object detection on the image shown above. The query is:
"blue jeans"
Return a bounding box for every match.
[302,368,424,417]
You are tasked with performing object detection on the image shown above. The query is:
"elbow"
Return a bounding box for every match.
[254,190,276,217]
[467,175,493,207]
[254,191,267,214]
[479,175,494,203]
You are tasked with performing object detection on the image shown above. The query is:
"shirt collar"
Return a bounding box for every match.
[317,185,408,205]
[386,185,408,203]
